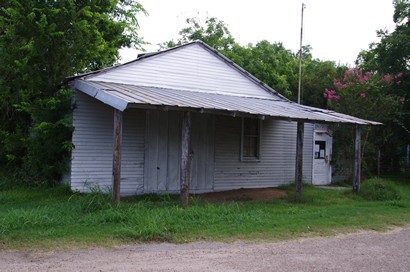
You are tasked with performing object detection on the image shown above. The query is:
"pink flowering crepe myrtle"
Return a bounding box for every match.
[324,68,405,103]
[323,88,339,102]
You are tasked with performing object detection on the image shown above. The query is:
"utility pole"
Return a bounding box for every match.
[298,3,306,104]
[295,3,306,202]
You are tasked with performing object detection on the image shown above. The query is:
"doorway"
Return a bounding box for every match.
[312,129,332,185]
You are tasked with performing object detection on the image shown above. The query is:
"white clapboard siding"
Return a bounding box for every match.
[213,116,313,190]
[87,43,276,99]
[120,108,145,195]
[71,92,145,196]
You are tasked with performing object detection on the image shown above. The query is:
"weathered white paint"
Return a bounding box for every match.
[213,116,313,191]
[87,43,277,99]
[144,110,181,193]
[143,110,215,193]
[190,113,215,191]
[71,92,145,196]
[312,124,332,185]
[71,91,316,195]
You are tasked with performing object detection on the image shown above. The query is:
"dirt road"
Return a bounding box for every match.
[1,227,409,272]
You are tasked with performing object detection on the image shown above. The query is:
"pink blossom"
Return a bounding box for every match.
[396,72,403,78]
[380,74,393,83]
[334,79,347,90]
[324,88,340,102]
[400,97,405,103]
[397,80,401,86]
[360,93,366,98]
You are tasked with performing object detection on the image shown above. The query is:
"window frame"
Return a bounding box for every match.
[314,140,326,159]
[240,117,261,161]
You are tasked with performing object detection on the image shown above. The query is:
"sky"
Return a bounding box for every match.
[120,0,396,66]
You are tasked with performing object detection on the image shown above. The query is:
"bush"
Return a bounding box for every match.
[359,178,402,201]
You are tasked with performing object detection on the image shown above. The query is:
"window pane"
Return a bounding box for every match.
[242,118,259,159]
[244,136,258,157]
[314,141,326,159]
[244,118,258,135]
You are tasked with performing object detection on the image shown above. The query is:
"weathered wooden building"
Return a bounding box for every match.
[65,41,378,196]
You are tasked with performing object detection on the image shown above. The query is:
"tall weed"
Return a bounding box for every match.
[358,178,402,201]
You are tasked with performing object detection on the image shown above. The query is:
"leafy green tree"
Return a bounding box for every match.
[356,0,409,172]
[159,17,236,51]
[325,68,405,176]
[0,0,146,185]
[301,55,347,108]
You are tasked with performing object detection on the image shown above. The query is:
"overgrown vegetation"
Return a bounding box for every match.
[0,0,146,186]
[357,178,402,201]
[0,177,409,249]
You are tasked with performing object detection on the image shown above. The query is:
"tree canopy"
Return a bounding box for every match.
[0,0,146,184]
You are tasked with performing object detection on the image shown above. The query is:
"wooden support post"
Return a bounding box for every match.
[353,126,361,192]
[180,111,192,206]
[112,109,123,206]
[295,121,304,201]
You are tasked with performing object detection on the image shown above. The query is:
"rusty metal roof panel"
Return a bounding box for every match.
[73,80,380,126]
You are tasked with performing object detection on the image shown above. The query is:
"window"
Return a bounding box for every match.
[314,141,326,159]
[241,118,260,160]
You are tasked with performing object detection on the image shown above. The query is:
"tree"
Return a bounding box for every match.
[356,0,409,173]
[325,68,405,176]
[159,17,236,52]
[0,0,146,185]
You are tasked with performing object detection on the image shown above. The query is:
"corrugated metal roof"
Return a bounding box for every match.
[73,80,381,125]
[66,41,380,126]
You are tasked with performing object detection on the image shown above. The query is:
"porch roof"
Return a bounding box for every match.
[72,79,380,125]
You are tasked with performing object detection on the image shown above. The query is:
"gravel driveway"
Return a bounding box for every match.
[1,227,409,272]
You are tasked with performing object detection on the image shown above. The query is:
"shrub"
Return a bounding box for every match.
[359,178,402,201]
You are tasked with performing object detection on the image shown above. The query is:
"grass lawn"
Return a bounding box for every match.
[0,176,409,249]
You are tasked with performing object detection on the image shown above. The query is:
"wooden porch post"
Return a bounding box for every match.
[180,111,192,206]
[112,108,123,206]
[353,125,361,192]
[295,121,304,201]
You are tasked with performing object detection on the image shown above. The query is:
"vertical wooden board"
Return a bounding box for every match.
[190,113,200,190]
[191,113,201,190]
[166,111,182,191]
[207,115,216,190]
[144,110,159,192]
[190,113,215,191]
[156,112,169,191]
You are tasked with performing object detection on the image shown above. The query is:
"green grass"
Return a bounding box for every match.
[0,177,409,250]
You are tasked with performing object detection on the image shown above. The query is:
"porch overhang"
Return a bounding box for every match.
[72,79,381,126]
